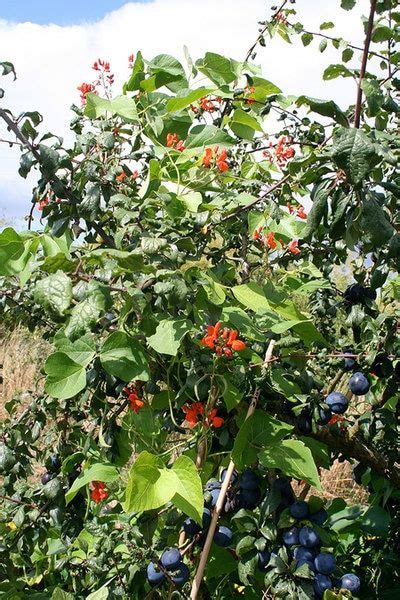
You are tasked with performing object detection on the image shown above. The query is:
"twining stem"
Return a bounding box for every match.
[354,0,377,128]
[190,340,275,600]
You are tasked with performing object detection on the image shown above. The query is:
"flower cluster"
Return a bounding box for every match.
[202,147,229,172]
[91,481,108,504]
[200,321,246,357]
[190,95,222,113]
[123,385,145,413]
[274,12,288,25]
[263,136,295,167]
[37,193,61,211]
[128,53,135,68]
[243,84,256,105]
[253,228,300,255]
[287,203,307,219]
[77,82,96,104]
[182,401,224,429]
[166,132,185,151]
[77,58,114,104]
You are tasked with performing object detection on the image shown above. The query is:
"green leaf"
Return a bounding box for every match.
[319,39,328,53]
[331,127,380,186]
[125,51,145,91]
[232,282,271,312]
[361,194,395,246]
[360,506,390,536]
[51,588,75,600]
[221,306,264,341]
[201,274,226,305]
[304,181,330,236]
[166,87,214,112]
[361,79,383,117]
[259,439,321,489]
[124,451,177,513]
[86,588,109,600]
[270,367,301,397]
[33,271,72,316]
[320,22,334,30]
[44,352,87,400]
[232,410,293,469]
[65,463,118,505]
[100,331,149,382]
[196,52,239,86]
[147,319,192,356]
[298,437,330,469]
[65,295,104,339]
[54,333,96,367]
[222,376,244,411]
[205,546,237,578]
[301,33,313,46]
[323,64,352,81]
[0,228,25,275]
[231,109,263,140]
[341,0,356,9]
[297,96,349,127]
[186,124,236,148]
[84,94,138,122]
[252,76,281,101]
[172,455,204,523]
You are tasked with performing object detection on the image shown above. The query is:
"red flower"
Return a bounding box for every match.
[202,147,214,168]
[166,133,179,148]
[297,206,307,219]
[175,140,185,152]
[128,53,135,67]
[116,171,127,183]
[201,321,222,350]
[287,203,295,214]
[202,147,229,172]
[206,408,224,429]
[288,239,300,255]
[182,401,205,428]
[77,82,96,104]
[217,160,229,172]
[244,85,256,105]
[253,227,262,241]
[38,196,49,210]
[266,231,277,250]
[91,481,108,504]
[123,386,145,413]
[200,322,246,355]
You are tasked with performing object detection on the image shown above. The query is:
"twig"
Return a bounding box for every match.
[245,1,289,62]
[354,0,377,128]
[190,341,275,600]
[0,494,38,509]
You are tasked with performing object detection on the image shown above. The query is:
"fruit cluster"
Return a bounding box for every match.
[147,548,189,587]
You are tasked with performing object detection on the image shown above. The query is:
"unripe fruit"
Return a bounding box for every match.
[213,525,232,547]
[290,501,309,520]
[340,573,360,593]
[314,552,336,575]
[160,548,181,571]
[298,526,320,548]
[325,391,348,414]
[147,562,165,586]
[349,372,370,395]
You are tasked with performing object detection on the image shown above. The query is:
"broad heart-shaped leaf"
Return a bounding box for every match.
[232,282,271,312]
[147,319,192,356]
[51,588,75,600]
[331,127,380,186]
[259,439,321,490]
[222,376,243,412]
[166,87,214,112]
[124,452,178,513]
[86,587,109,600]
[186,124,236,148]
[65,295,104,340]
[65,463,118,505]
[171,455,204,523]
[205,547,237,579]
[230,109,263,140]
[44,352,87,400]
[54,333,96,367]
[232,410,293,470]
[196,52,240,86]
[84,94,138,122]
[361,193,395,247]
[296,96,349,127]
[221,306,264,342]
[33,271,72,316]
[100,331,149,381]
[0,227,25,274]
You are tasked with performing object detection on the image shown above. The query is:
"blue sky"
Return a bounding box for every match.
[0,0,151,25]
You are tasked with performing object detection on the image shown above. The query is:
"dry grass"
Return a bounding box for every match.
[0,325,51,421]
[0,327,368,505]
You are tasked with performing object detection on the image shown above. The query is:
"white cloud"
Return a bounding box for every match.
[0,0,367,225]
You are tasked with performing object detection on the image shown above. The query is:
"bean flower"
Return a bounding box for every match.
[182,401,224,429]
[200,321,246,357]
[91,481,108,504]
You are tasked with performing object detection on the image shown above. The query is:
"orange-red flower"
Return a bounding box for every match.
[128,53,135,67]
[287,203,295,214]
[206,408,224,428]
[166,133,185,151]
[77,82,96,104]
[200,322,246,356]
[244,85,256,105]
[116,171,127,183]
[288,239,300,255]
[123,386,145,413]
[266,231,277,250]
[175,139,185,152]
[182,401,205,428]
[202,147,229,172]
[297,206,307,219]
[264,136,295,167]
[38,196,49,210]
[201,321,222,350]
[202,147,214,168]
[91,481,108,504]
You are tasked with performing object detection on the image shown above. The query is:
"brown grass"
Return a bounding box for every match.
[0,325,51,422]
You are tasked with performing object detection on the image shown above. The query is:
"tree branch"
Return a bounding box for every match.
[354,0,377,128]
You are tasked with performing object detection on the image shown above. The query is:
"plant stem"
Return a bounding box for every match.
[354,0,377,128]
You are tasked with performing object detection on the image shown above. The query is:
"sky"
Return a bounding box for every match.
[0,0,368,228]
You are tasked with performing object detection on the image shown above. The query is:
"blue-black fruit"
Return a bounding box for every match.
[297,411,312,435]
[220,468,238,485]
[325,391,348,414]
[290,501,309,520]
[213,525,232,547]
[238,486,261,509]
[349,372,370,395]
[314,552,336,575]
[318,406,332,425]
[258,550,271,571]
[147,562,165,586]
[293,546,315,562]
[340,573,360,593]
[48,455,61,472]
[171,563,190,586]
[239,469,259,490]
[205,480,222,491]
[344,356,357,370]
[296,559,315,572]
[299,526,320,549]
[273,477,295,503]
[314,573,332,597]
[183,518,200,537]
[282,526,299,546]
[309,508,328,526]
[208,487,220,508]
[202,507,212,529]
[160,548,181,571]
[41,472,54,485]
